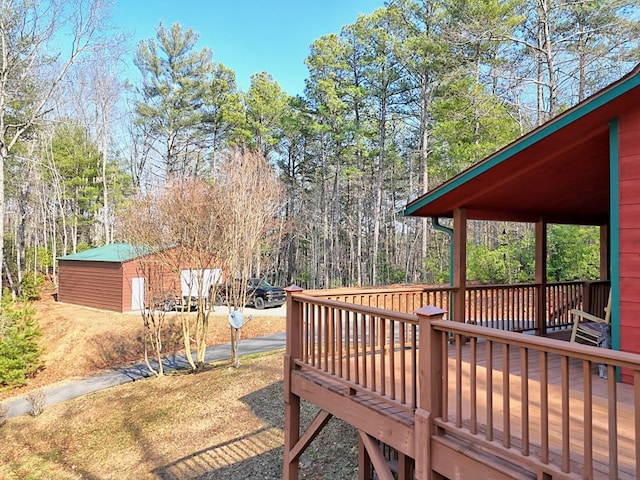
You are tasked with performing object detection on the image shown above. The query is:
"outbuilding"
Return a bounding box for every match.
[57,243,220,313]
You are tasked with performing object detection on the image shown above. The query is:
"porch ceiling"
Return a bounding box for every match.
[403,65,640,225]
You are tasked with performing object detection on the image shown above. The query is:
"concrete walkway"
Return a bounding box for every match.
[3,332,286,419]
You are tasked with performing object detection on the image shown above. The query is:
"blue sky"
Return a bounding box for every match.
[111,0,386,96]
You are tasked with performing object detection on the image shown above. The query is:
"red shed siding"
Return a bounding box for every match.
[58,260,124,312]
[121,260,180,312]
[618,106,640,376]
[121,261,136,312]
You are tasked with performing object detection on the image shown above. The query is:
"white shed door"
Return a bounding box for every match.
[131,277,145,311]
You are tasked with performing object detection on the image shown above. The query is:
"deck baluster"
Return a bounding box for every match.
[561,356,570,472]
[583,359,593,479]
[486,340,493,442]
[520,347,529,456]
[456,334,463,429]
[609,371,619,480]
[470,337,477,435]
[503,343,511,449]
[540,350,549,465]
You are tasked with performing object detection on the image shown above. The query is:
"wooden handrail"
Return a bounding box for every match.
[295,281,606,333]
[290,291,419,324]
[430,318,636,368]
[422,315,638,479]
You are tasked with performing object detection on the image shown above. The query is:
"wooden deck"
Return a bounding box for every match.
[283,285,640,480]
[289,344,636,479]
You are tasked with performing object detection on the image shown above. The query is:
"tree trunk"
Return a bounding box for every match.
[101,108,110,244]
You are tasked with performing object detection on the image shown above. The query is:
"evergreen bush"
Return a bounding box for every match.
[0,296,42,389]
[20,272,45,301]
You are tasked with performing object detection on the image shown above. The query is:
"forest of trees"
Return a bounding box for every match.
[2,0,639,296]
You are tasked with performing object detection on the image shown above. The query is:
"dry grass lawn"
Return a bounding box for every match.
[0,351,358,479]
[1,285,286,401]
[0,285,359,478]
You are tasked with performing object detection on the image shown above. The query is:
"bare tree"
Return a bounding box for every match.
[0,0,118,295]
[215,148,282,362]
[121,148,282,372]
[217,149,282,301]
[121,177,224,371]
[134,259,171,377]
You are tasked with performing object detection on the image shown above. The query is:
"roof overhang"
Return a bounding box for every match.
[403,65,640,226]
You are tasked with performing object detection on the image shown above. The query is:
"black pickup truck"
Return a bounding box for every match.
[211,278,286,309]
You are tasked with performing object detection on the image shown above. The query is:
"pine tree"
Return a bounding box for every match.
[0,298,42,389]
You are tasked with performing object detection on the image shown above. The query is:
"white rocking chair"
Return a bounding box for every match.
[570,290,612,346]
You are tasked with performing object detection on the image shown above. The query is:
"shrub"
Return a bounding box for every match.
[547,225,599,281]
[0,403,8,426]
[26,390,46,416]
[0,297,42,389]
[20,272,45,301]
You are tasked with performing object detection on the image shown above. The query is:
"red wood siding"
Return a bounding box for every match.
[121,261,137,312]
[58,260,124,312]
[618,107,640,379]
[59,259,181,313]
[121,259,180,312]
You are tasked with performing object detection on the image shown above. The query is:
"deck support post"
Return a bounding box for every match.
[358,434,374,480]
[453,208,467,323]
[284,285,304,480]
[415,306,447,479]
[535,218,547,336]
[396,452,413,480]
[414,408,432,479]
[358,431,395,480]
[283,368,301,480]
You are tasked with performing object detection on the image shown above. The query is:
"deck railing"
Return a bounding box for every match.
[423,313,639,479]
[289,291,420,412]
[286,282,633,479]
[305,280,608,333]
[309,284,453,319]
[465,283,539,331]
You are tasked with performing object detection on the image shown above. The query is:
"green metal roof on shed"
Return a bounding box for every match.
[57,243,151,263]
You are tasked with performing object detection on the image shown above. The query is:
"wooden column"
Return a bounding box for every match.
[535,219,547,336]
[284,285,304,480]
[600,223,609,280]
[414,305,447,480]
[396,453,414,480]
[358,435,373,480]
[453,208,467,323]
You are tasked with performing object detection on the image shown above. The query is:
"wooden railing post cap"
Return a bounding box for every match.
[415,305,447,317]
[285,285,304,293]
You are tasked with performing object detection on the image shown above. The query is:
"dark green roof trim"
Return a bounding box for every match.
[609,118,620,355]
[57,243,151,263]
[403,67,640,217]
